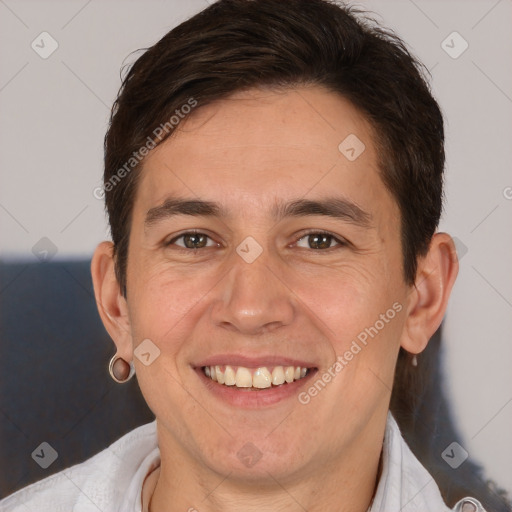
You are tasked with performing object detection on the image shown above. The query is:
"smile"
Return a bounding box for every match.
[203,365,310,389]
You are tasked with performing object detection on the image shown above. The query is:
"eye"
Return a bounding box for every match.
[167,231,218,250]
[295,231,345,250]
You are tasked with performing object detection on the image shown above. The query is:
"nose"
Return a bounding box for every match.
[210,249,295,336]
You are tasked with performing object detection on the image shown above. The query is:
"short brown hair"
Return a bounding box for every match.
[103,0,444,294]
[102,3,512,507]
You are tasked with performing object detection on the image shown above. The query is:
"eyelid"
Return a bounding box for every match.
[164,229,349,251]
[165,230,221,248]
[293,229,348,249]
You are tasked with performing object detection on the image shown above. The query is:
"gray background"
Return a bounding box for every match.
[1,0,511,491]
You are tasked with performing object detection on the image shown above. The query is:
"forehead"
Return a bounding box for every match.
[134,86,396,222]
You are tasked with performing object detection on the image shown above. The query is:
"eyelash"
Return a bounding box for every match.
[165,229,347,252]
[295,230,347,250]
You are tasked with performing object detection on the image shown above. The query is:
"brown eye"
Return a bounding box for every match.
[309,233,332,249]
[296,232,344,250]
[183,233,208,248]
[168,232,215,249]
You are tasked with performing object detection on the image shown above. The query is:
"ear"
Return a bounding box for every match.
[400,232,459,354]
[91,241,133,361]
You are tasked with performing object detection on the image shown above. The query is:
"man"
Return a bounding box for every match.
[0,0,492,510]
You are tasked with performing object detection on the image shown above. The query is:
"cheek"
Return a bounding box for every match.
[126,261,216,356]
[290,261,405,368]
[126,265,219,416]
[290,261,387,327]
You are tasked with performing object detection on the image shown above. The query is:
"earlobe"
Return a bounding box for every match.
[91,241,133,360]
[400,232,459,355]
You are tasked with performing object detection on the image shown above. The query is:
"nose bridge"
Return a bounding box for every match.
[212,245,295,334]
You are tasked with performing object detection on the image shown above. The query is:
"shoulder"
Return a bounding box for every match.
[379,414,488,512]
[0,421,158,512]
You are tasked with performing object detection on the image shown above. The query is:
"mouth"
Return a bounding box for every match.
[194,355,318,407]
[202,364,310,390]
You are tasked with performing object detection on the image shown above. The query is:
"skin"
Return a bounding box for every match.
[92,86,458,512]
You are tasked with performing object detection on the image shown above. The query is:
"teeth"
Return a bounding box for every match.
[224,365,236,386]
[235,367,252,387]
[215,365,225,384]
[271,366,285,385]
[253,368,272,388]
[203,364,309,389]
[285,366,295,383]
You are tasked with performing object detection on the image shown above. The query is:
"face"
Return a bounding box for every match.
[123,87,412,484]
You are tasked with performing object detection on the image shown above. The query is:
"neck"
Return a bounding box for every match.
[147,423,384,512]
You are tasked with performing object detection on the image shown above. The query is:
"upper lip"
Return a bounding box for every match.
[194,353,318,369]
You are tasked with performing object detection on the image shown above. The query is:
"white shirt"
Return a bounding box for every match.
[0,414,486,512]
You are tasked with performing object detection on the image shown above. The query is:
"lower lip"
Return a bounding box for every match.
[196,368,317,408]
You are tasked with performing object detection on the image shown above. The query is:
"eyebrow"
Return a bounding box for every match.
[144,196,372,228]
[272,197,372,227]
[145,198,223,227]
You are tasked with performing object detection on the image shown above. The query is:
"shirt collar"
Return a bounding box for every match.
[76,414,485,512]
[370,412,451,511]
